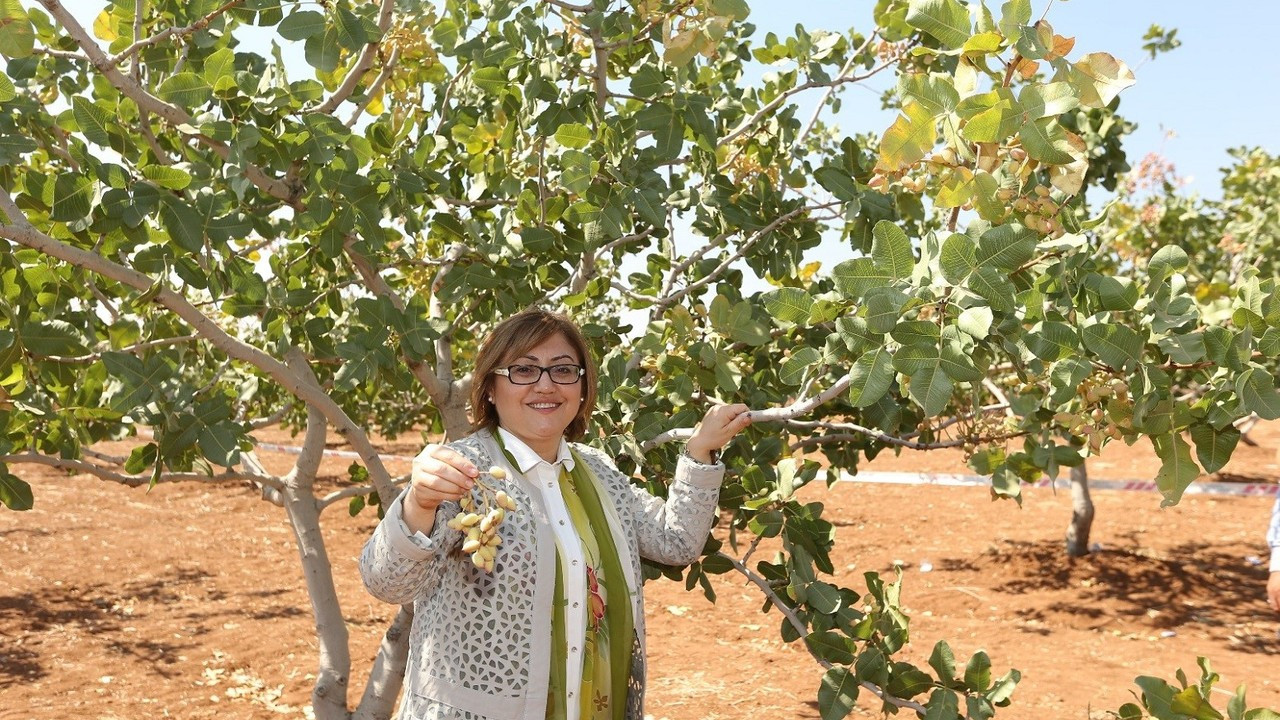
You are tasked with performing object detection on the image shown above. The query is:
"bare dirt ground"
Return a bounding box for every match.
[2,423,1278,720]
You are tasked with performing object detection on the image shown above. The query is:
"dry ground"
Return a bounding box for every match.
[2,424,1278,720]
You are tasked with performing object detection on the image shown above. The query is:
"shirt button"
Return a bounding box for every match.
[572,602,579,608]
[572,560,579,566]
[559,520,565,526]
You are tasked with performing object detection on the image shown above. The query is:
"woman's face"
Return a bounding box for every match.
[491,332,583,458]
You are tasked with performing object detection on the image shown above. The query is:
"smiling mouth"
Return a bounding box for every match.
[528,402,561,410]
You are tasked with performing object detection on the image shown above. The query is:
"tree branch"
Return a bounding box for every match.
[655,203,834,311]
[352,605,413,720]
[314,0,397,115]
[430,243,467,385]
[0,452,277,489]
[108,0,243,67]
[544,0,592,12]
[714,550,928,716]
[37,0,296,205]
[345,46,401,128]
[0,199,397,506]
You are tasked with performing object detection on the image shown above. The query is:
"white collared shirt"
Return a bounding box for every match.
[496,427,591,719]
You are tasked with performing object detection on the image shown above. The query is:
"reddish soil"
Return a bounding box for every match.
[3,424,1278,720]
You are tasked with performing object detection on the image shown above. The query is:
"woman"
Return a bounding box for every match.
[360,308,752,720]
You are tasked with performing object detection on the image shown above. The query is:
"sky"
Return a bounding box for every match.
[747,1,1280,200]
[48,0,1279,288]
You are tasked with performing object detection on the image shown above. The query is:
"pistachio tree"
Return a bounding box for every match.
[3,0,1278,718]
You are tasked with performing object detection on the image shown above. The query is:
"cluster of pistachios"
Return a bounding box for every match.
[446,466,518,573]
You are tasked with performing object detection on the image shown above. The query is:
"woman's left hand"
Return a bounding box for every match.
[686,403,753,464]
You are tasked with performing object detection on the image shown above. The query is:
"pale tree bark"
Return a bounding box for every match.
[1065,464,1094,557]
[281,355,352,720]
[352,606,414,720]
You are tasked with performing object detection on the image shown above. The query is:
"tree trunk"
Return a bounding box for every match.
[1065,464,1095,557]
[353,605,414,720]
[282,361,353,720]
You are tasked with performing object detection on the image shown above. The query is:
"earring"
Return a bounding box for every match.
[488,396,494,403]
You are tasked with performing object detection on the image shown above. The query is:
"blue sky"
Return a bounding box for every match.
[748,1,1280,199]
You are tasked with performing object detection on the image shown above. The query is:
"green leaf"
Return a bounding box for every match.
[198,422,242,467]
[1170,686,1224,720]
[818,666,859,720]
[806,580,842,614]
[1082,323,1143,372]
[333,6,367,49]
[102,352,171,412]
[906,0,972,49]
[924,689,961,720]
[877,100,936,172]
[964,651,992,691]
[976,223,1036,271]
[124,443,158,474]
[1244,711,1280,720]
[962,97,1022,143]
[158,72,213,109]
[1019,118,1075,165]
[0,0,34,58]
[908,360,953,417]
[998,0,1031,41]
[929,640,957,682]
[940,232,977,283]
[1152,433,1200,507]
[941,341,983,381]
[805,631,854,665]
[1149,244,1190,284]
[473,66,508,94]
[0,73,14,103]
[957,306,993,338]
[898,72,960,117]
[159,195,205,253]
[1135,677,1179,720]
[967,267,1016,312]
[848,347,894,408]
[763,288,813,325]
[832,258,893,300]
[1237,367,1280,420]
[72,97,114,148]
[865,291,905,333]
[780,346,821,386]
[1017,82,1079,120]
[279,10,326,40]
[50,173,94,222]
[1189,423,1240,474]
[305,27,342,72]
[1027,321,1079,362]
[814,166,860,202]
[0,468,33,511]
[872,220,915,279]
[142,165,192,190]
[554,122,592,149]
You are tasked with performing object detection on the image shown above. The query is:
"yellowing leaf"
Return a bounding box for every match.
[1015,57,1039,80]
[876,100,936,173]
[93,9,117,41]
[366,90,384,116]
[935,166,974,208]
[1049,130,1088,195]
[1050,34,1076,59]
[1073,52,1135,108]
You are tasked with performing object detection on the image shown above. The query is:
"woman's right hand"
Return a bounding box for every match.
[407,444,479,514]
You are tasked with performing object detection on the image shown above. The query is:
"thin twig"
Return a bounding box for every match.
[109,0,244,67]
[345,46,400,128]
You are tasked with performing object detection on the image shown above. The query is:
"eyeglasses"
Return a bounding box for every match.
[494,364,585,385]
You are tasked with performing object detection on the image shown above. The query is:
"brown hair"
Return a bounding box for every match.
[469,308,598,440]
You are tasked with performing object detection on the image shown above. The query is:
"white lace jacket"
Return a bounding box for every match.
[359,429,724,720]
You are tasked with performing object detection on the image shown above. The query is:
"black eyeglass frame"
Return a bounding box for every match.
[493,364,586,385]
